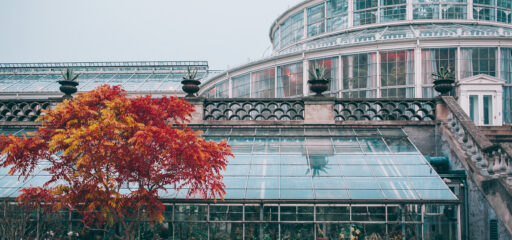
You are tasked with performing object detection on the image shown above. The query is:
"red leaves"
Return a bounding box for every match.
[0,84,232,230]
[16,187,56,212]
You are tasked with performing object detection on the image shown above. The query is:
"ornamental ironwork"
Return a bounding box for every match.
[0,100,55,122]
[334,99,436,122]
[204,99,304,121]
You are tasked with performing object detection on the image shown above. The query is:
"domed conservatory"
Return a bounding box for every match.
[201,0,512,125]
[1,0,512,239]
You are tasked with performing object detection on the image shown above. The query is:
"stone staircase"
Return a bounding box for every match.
[479,125,512,145]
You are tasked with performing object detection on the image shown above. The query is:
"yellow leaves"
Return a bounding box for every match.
[156,213,165,223]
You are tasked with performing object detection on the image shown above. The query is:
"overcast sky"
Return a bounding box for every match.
[0,0,301,70]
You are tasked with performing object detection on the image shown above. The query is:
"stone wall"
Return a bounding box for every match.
[441,130,512,240]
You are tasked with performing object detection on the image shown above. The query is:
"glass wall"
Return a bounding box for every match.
[280,11,304,47]
[272,0,512,51]
[215,80,229,98]
[442,4,468,19]
[354,0,379,26]
[163,203,459,240]
[232,74,251,98]
[380,50,415,98]
[326,0,349,31]
[460,47,497,78]
[381,0,408,22]
[414,4,440,19]
[341,53,378,98]
[501,48,512,84]
[277,62,303,97]
[251,68,276,98]
[421,48,457,97]
[502,49,512,123]
[309,57,339,95]
[308,3,326,37]
[473,0,512,22]
[504,86,512,123]
[205,86,216,98]
[272,27,280,50]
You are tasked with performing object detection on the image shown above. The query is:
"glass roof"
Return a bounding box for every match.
[0,61,220,94]
[0,61,208,68]
[0,127,457,202]
[0,72,215,93]
[277,24,512,56]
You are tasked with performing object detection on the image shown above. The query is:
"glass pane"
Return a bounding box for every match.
[281,223,314,239]
[210,205,243,221]
[175,222,208,240]
[352,206,386,221]
[210,222,243,240]
[359,138,390,153]
[280,206,314,221]
[174,205,208,221]
[316,206,350,221]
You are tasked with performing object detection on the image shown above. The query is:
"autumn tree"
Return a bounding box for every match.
[0,85,232,239]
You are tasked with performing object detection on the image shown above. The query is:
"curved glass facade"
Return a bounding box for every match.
[270,0,512,50]
[203,2,512,124]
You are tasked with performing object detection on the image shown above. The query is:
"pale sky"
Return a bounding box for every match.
[0,0,301,70]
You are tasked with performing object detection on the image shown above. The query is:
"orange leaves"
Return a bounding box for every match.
[0,84,232,232]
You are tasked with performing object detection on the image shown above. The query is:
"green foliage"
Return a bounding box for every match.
[309,64,331,81]
[61,68,80,81]
[184,66,200,80]
[432,66,454,81]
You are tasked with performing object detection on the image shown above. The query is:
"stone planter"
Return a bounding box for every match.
[58,80,79,99]
[433,78,454,96]
[308,79,329,97]
[181,79,201,97]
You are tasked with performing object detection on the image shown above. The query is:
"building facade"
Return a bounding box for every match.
[0,1,512,239]
[200,0,512,126]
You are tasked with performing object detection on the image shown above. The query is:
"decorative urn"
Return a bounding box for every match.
[181,67,201,97]
[432,67,455,96]
[58,68,80,99]
[308,79,329,97]
[58,80,79,99]
[181,79,201,97]
[308,64,330,97]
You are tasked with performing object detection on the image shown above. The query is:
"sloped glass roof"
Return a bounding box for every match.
[0,62,218,94]
[0,72,212,93]
[0,127,457,202]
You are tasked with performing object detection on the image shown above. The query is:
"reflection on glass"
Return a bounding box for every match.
[277,62,303,97]
[342,53,378,98]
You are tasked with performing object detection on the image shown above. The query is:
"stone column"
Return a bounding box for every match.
[304,97,335,125]
[435,96,450,122]
[185,97,204,124]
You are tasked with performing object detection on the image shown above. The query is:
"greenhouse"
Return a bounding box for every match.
[0,127,460,239]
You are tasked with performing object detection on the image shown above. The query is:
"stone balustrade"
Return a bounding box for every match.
[442,96,512,185]
[203,98,305,121]
[334,98,436,122]
[0,100,58,122]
